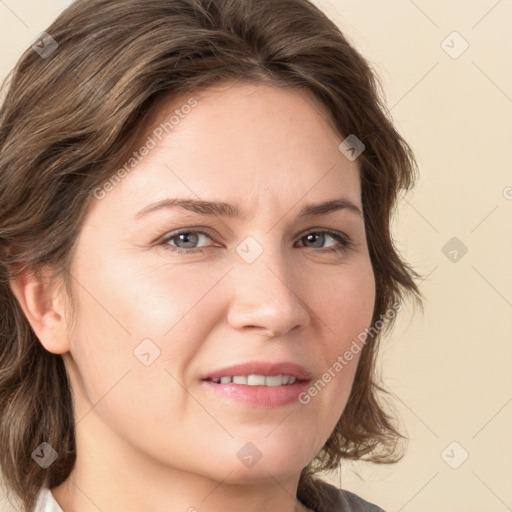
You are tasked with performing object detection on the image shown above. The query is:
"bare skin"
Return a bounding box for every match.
[12,81,375,512]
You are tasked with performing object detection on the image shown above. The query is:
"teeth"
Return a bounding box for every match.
[247,375,266,385]
[211,374,298,386]
[265,375,282,387]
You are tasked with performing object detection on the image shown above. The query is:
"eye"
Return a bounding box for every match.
[296,229,352,253]
[159,228,352,254]
[161,229,214,253]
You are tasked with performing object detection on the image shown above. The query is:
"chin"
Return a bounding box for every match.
[219,460,308,486]
[213,438,316,484]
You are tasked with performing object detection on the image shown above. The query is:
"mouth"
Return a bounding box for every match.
[201,361,312,408]
[205,374,300,386]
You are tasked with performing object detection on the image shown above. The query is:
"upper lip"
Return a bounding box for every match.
[202,361,312,381]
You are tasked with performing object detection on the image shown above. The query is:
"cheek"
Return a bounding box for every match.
[332,261,375,378]
[315,257,376,346]
[71,247,214,348]
[66,247,232,419]
[300,259,375,414]
[102,258,210,334]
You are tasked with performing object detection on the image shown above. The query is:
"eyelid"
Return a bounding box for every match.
[159,226,353,253]
[155,225,210,241]
[158,227,217,246]
[300,227,351,244]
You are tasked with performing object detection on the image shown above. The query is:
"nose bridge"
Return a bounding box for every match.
[227,232,310,336]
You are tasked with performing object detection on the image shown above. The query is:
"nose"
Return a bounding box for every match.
[227,244,311,338]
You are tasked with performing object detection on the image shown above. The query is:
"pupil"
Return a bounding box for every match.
[180,233,197,247]
[306,233,322,247]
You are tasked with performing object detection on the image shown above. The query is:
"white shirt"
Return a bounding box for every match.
[34,489,64,512]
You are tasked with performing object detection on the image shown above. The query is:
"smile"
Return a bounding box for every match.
[206,374,298,386]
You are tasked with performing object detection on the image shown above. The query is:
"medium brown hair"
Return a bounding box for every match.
[0,0,423,510]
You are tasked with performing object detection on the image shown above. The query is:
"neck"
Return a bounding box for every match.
[50,412,314,512]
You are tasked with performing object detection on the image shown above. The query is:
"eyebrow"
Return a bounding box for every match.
[134,197,363,221]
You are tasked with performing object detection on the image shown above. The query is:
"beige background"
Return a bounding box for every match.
[1,1,511,511]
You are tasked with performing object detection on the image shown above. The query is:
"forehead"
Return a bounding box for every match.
[89,82,361,221]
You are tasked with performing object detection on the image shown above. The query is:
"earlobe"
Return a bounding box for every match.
[9,267,71,355]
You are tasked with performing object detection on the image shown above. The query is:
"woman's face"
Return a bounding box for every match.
[61,82,375,485]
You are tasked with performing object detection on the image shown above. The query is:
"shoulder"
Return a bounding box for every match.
[313,479,386,512]
[34,488,64,512]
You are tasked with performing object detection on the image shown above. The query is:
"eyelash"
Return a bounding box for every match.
[159,228,353,255]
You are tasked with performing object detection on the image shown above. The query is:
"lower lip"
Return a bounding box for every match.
[201,379,311,408]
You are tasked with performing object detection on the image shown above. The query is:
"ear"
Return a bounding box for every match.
[9,267,71,354]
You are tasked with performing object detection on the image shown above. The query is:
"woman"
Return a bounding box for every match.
[0,0,423,511]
